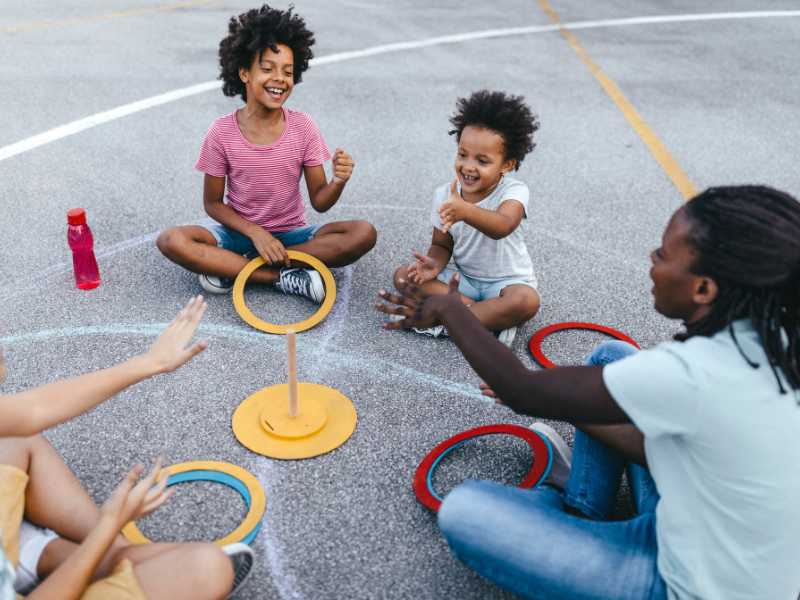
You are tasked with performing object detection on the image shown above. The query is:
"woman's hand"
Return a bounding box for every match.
[100,457,172,531]
[143,296,208,374]
[376,272,461,330]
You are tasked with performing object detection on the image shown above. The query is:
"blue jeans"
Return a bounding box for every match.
[437,341,667,600]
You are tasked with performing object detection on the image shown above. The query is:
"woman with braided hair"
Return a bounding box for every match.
[377,185,800,599]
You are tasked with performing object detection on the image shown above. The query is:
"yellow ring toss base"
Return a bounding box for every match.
[232,250,336,334]
[121,460,266,546]
[232,383,357,459]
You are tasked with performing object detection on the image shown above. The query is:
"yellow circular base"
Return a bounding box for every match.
[233,383,357,459]
[232,250,336,334]
[259,386,328,439]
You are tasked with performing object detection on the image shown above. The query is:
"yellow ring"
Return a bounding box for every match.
[121,460,266,546]
[232,250,336,334]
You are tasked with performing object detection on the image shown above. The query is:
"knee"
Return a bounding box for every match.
[506,289,541,321]
[0,434,46,472]
[351,221,377,256]
[585,340,638,366]
[437,480,488,543]
[155,228,185,259]
[393,265,409,289]
[183,543,234,598]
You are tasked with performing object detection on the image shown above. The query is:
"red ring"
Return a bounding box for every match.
[528,322,640,369]
[413,424,551,512]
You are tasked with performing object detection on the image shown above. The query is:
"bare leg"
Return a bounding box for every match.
[576,424,647,466]
[157,221,376,285]
[286,220,376,267]
[156,225,280,284]
[0,436,212,581]
[129,544,232,600]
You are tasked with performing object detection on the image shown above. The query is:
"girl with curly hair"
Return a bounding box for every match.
[157,5,376,302]
[392,90,541,346]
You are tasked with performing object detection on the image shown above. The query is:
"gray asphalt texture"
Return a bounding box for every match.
[2,1,800,598]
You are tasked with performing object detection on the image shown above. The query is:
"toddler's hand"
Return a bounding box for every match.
[251,229,289,266]
[439,179,468,233]
[332,148,354,184]
[407,251,441,284]
[102,457,172,531]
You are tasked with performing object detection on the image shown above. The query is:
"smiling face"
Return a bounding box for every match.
[650,207,718,323]
[239,44,295,110]
[454,125,515,200]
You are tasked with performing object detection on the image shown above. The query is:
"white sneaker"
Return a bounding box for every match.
[198,273,234,294]
[222,543,254,598]
[275,268,325,304]
[497,326,517,347]
[412,325,448,338]
[529,422,572,489]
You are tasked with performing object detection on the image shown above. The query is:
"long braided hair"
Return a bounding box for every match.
[679,186,800,393]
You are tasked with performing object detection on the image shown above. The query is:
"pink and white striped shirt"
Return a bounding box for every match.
[195,108,331,232]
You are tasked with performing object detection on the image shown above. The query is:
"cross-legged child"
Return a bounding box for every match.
[392,90,540,346]
[0,297,252,599]
[157,5,377,301]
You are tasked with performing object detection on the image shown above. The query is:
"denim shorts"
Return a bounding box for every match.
[208,223,320,256]
[436,265,538,302]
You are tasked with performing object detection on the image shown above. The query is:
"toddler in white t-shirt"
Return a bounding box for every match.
[392,90,541,346]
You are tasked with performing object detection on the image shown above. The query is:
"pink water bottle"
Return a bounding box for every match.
[67,208,101,290]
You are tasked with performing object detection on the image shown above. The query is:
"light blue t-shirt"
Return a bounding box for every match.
[604,320,800,600]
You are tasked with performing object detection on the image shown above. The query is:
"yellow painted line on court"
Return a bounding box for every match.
[538,0,698,200]
[1,0,220,34]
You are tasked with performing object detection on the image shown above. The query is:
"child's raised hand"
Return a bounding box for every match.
[144,296,208,374]
[332,148,354,184]
[407,251,440,284]
[101,456,173,531]
[438,179,468,233]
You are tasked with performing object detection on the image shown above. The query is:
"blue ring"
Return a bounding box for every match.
[426,432,554,501]
[166,469,262,544]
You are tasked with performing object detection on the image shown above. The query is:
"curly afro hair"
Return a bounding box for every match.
[218,4,315,101]
[448,90,539,170]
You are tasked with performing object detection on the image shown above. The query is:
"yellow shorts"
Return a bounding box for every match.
[0,464,146,600]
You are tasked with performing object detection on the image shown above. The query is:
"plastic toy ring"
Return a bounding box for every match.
[122,461,266,546]
[233,250,336,334]
[413,424,552,512]
[528,322,640,369]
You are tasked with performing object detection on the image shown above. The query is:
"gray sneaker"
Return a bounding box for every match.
[529,422,573,490]
[198,273,234,294]
[275,268,325,303]
[497,326,518,347]
[222,543,254,598]
[412,325,448,338]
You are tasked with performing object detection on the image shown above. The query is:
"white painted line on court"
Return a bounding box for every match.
[2,10,799,163]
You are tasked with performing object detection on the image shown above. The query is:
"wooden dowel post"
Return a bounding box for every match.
[287,330,299,417]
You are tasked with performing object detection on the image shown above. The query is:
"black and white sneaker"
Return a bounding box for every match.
[198,274,234,294]
[529,422,573,490]
[497,326,518,347]
[222,543,254,598]
[275,268,325,304]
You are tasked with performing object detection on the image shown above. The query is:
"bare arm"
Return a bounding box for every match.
[304,148,354,213]
[446,199,525,240]
[377,280,631,424]
[29,461,172,600]
[406,228,454,285]
[0,297,208,437]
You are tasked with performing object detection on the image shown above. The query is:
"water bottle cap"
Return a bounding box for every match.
[67,208,86,225]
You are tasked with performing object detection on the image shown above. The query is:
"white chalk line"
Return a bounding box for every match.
[2,10,800,164]
[0,322,485,400]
